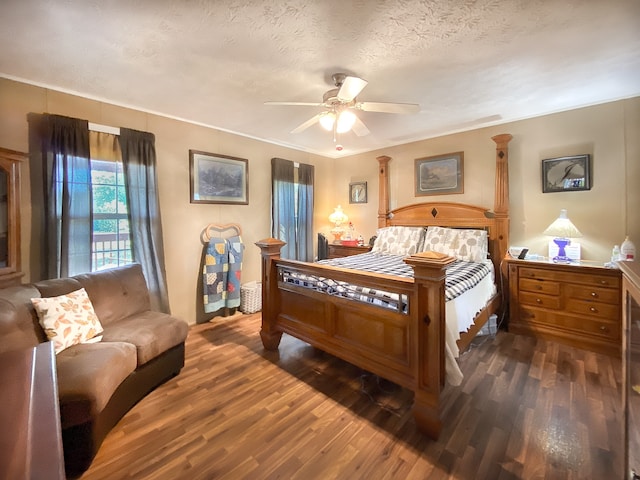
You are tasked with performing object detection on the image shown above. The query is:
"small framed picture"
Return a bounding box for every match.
[415,152,464,196]
[349,181,367,204]
[189,150,249,204]
[541,154,591,193]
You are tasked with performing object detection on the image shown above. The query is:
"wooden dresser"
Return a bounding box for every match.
[620,261,640,479]
[506,257,622,356]
[327,244,371,259]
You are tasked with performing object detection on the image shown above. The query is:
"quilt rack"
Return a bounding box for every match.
[201,223,242,244]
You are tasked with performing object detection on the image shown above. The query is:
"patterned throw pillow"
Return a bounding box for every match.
[371,226,425,256]
[31,288,104,354]
[422,226,488,262]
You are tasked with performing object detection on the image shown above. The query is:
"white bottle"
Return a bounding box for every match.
[621,236,636,261]
[612,245,621,262]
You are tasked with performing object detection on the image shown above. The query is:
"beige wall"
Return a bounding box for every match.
[332,99,640,264]
[1,77,638,325]
[0,77,334,325]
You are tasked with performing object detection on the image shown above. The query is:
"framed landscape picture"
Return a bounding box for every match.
[189,150,248,204]
[415,151,464,196]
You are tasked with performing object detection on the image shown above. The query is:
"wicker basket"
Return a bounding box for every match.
[240,281,262,314]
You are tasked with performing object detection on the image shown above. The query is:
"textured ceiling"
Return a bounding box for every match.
[1,0,639,158]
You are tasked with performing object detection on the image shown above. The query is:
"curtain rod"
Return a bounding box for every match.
[88,122,120,135]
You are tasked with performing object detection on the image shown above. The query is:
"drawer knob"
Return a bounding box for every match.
[590,306,598,313]
[600,280,608,285]
[590,292,598,298]
[536,298,542,304]
[600,325,607,331]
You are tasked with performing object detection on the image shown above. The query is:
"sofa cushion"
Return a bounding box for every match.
[101,311,188,366]
[34,277,84,301]
[73,264,151,327]
[31,288,104,354]
[56,341,137,428]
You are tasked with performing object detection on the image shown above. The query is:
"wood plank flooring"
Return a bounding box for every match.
[79,313,623,480]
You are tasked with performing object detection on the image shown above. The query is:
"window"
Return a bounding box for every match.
[30,114,170,311]
[90,159,133,270]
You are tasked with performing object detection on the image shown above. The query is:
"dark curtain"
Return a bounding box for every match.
[296,162,314,262]
[119,128,170,313]
[271,158,296,259]
[31,114,92,278]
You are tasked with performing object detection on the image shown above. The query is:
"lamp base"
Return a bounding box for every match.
[330,228,344,244]
[552,238,573,263]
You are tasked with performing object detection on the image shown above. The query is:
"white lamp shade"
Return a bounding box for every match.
[319,112,335,131]
[336,110,356,133]
[543,209,582,238]
[328,205,348,226]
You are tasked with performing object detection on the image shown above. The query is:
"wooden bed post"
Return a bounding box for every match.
[404,254,456,439]
[377,155,391,228]
[255,238,286,350]
[491,134,512,264]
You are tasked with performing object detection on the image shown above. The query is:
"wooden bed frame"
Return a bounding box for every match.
[256,134,512,439]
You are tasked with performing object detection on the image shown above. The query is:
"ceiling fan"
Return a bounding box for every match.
[265,73,420,143]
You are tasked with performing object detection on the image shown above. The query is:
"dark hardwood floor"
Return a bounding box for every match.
[80,313,623,479]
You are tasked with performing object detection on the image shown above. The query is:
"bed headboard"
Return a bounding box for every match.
[377,134,512,276]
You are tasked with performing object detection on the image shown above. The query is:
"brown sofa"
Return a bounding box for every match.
[0,263,188,477]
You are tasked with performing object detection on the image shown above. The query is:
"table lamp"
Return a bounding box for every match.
[328,205,348,243]
[543,209,582,263]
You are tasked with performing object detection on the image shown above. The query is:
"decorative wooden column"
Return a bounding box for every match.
[255,238,286,350]
[377,155,391,228]
[491,134,512,264]
[404,253,456,439]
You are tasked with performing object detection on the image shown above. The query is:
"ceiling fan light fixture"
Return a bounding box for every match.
[336,110,356,133]
[319,111,335,131]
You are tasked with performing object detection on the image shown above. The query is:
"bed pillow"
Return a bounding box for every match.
[31,288,104,354]
[371,226,425,256]
[422,226,488,262]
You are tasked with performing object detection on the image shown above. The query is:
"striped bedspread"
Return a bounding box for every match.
[282,252,492,311]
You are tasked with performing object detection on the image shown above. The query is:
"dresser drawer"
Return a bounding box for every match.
[519,278,560,295]
[519,266,620,288]
[518,306,620,340]
[566,284,620,304]
[566,298,620,320]
[519,291,561,310]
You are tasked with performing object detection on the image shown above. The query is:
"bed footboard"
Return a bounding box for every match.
[256,238,455,439]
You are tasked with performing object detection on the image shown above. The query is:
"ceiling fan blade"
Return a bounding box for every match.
[351,116,370,137]
[290,114,321,134]
[265,101,323,107]
[358,101,420,114]
[337,76,368,102]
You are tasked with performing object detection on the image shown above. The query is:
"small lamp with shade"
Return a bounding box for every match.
[543,209,582,263]
[328,205,348,243]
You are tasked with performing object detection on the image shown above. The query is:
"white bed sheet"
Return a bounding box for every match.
[444,266,496,386]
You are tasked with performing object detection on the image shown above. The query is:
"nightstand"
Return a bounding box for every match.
[505,256,622,356]
[327,244,371,259]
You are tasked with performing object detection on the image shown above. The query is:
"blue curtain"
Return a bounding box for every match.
[271,158,296,259]
[271,157,314,261]
[296,163,314,262]
[119,128,170,313]
[33,114,92,278]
